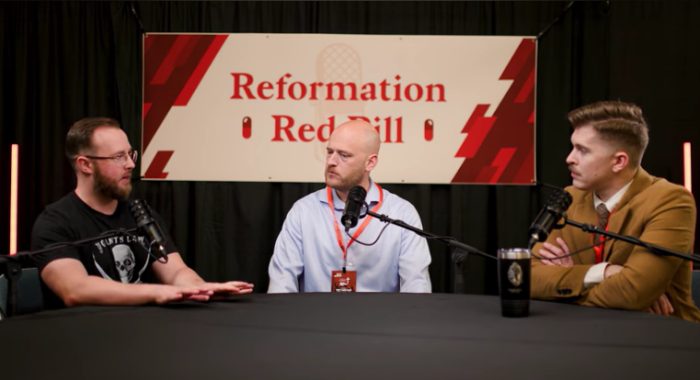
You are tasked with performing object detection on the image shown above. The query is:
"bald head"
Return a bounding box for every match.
[331,119,381,157]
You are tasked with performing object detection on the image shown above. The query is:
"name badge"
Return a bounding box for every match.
[331,270,357,292]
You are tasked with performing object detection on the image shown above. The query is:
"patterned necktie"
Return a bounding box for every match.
[594,203,610,250]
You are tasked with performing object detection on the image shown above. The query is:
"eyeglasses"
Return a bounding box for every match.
[84,150,138,166]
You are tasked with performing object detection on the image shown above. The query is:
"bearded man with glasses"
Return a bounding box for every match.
[30,117,253,310]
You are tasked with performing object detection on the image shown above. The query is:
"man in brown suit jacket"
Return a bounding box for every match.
[531,101,700,323]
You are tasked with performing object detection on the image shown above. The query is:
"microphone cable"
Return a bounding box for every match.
[345,223,391,246]
[530,243,599,262]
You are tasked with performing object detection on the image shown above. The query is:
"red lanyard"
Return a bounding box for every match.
[593,207,615,263]
[326,184,384,264]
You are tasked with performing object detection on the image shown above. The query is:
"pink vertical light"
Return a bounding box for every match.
[684,142,693,271]
[10,144,18,255]
[684,142,692,193]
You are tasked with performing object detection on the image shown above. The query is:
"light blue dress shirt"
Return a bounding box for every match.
[268,181,432,293]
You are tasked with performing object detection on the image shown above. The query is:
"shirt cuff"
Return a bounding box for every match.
[583,262,609,288]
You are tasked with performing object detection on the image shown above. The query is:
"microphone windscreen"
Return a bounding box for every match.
[348,186,367,202]
[129,199,151,228]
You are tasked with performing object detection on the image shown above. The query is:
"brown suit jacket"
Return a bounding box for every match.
[531,168,700,323]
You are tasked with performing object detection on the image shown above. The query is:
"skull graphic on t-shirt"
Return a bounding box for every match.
[91,233,151,284]
[113,244,136,283]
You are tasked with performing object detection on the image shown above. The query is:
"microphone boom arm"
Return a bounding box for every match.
[563,218,700,264]
[365,209,495,262]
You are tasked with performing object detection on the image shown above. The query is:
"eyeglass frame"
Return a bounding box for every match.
[83,150,138,166]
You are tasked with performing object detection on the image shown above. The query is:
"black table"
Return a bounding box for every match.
[1,293,699,379]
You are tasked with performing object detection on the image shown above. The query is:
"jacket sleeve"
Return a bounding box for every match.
[531,226,594,300]
[575,187,696,310]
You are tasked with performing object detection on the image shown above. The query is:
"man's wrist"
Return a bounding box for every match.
[170,267,206,287]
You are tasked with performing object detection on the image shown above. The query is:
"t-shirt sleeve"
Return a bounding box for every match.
[30,209,82,272]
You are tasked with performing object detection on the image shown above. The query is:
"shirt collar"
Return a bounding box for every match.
[593,179,633,212]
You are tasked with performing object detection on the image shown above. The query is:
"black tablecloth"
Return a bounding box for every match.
[1,293,699,379]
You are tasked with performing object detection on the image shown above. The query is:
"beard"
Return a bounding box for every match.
[93,166,132,200]
[325,165,364,193]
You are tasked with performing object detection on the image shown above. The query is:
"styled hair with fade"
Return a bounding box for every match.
[65,117,121,170]
[567,101,649,168]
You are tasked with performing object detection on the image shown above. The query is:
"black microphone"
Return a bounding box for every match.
[129,199,168,261]
[527,189,573,249]
[341,186,367,231]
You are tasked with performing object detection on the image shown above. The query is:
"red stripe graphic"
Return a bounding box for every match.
[143,34,228,154]
[175,35,228,106]
[513,147,535,184]
[452,38,536,184]
[514,68,535,103]
[461,104,490,133]
[175,36,201,66]
[144,35,155,53]
[150,35,192,85]
[488,148,517,183]
[500,40,535,80]
[144,151,174,179]
[143,103,152,119]
[475,166,498,183]
[455,117,496,159]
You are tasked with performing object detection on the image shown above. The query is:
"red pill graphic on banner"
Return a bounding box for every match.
[242,117,252,139]
[424,119,434,141]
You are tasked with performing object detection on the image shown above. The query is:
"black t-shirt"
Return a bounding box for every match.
[30,191,178,309]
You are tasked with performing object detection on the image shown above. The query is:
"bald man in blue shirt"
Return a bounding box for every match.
[268,120,432,293]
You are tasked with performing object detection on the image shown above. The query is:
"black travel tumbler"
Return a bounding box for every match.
[498,248,531,317]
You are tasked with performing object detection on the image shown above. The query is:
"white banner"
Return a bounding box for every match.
[142,33,536,184]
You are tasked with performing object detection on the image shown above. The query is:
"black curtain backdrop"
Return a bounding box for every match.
[1,1,698,294]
